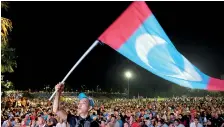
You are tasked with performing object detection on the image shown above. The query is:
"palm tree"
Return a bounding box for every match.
[1,2,16,91]
[1,2,12,44]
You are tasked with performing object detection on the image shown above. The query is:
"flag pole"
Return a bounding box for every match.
[49,40,99,101]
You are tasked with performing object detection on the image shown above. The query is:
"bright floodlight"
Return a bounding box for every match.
[125,71,132,79]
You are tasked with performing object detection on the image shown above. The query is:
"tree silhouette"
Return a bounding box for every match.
[1,2,17,91]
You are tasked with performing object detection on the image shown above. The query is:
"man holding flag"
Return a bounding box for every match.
[53,83,99,127]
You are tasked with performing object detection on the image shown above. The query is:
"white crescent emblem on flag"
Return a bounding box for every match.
[135,33,202,82]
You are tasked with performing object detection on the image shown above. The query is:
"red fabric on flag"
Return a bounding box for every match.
[98,1,152,50]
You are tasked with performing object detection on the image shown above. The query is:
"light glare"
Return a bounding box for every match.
[125,71,132,79]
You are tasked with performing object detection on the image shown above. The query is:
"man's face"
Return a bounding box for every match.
[141,110,144,115]
[126,110,131,117]
[174,121,179,126]
[124,122,129,127]
[100,121,106,127]
[111,116,116,123]
[157,122,162,126]
[178,115,182,119]
[211,112,215,117]
[194,118,199,124]
[114,111,119,117]
[214,112,219,118]
[77,98,90,115]
[37,117,45,125]
[149,113,152,118]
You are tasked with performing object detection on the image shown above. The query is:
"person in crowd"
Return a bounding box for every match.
[37,116,48,127]
[2,116,15,127]
[53,83,99,127]
[47,113,57,127]
[157,119,168,127]
[190,117,203,127]
[174,119,185,127]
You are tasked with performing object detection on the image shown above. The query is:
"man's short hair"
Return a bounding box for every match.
[159,119,165,124]
[194,117,199,120]
[49,113,54,116]
[174,119,180,123]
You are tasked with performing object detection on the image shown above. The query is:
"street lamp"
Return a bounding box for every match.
[125,71,132,99]
[96,85,99,93]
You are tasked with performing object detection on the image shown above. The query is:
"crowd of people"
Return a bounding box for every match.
[1,85,224,127]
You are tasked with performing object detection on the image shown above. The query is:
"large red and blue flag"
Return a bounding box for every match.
[98,1,224,91]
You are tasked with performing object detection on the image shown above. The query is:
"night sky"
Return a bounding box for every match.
[3,2,224,93]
